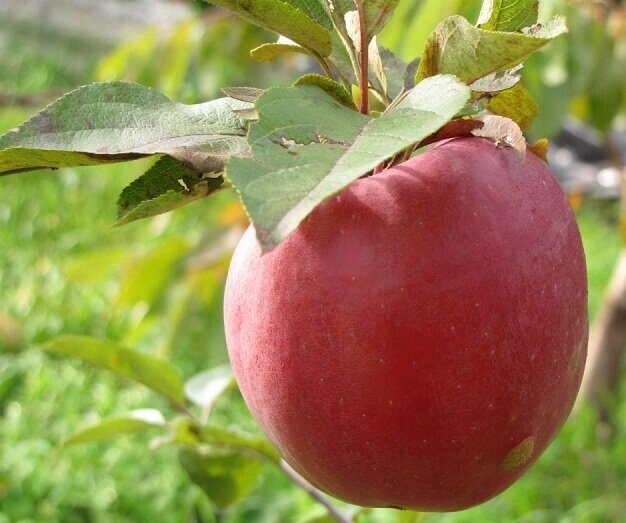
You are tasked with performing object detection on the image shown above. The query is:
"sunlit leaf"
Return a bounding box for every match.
[0,82,250,175]
[208,0,331,56]
[185,365,234,410]
[250,42,312,62]
[355,0,400,41]
[202,426,280,462]
[416,15,567,84]
[487,82,539,130]
[62,409,166,447]
[477,0,539,32]
[43,336,185,403]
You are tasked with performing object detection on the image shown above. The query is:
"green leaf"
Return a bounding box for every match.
[293,74,356,109]
[357,0,401,40]
[377,46,407,99]
[42,336,185,404]
[180,447,264,509]
[416,15,567,84]
[208,0,331,56]
[477,0,539,32]
[115,156,224,227]
[202,426,280,462]
[185,366,234,410]
[286,0,333,28]
[62,409,166,447]
[0,82,250,176]
[250,42,312,62]
[487,82,539,130]
[227,75,470,251]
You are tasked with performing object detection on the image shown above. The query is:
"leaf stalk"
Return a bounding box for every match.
[356,3,369,115]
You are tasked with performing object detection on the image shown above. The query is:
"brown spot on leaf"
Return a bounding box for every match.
[501,436,535,471]
[31,112,58,134]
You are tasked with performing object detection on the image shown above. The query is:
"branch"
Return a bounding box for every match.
[279,460,352,523]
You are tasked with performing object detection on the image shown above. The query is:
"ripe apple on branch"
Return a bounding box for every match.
[0,0,588,517]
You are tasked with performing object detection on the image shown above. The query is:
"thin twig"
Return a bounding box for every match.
[279,460,352,523]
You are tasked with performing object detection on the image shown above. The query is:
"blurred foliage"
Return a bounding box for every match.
[93,11,294,102]
[1,1,626,522]
[525,0,626,139]
[0,13,111,94]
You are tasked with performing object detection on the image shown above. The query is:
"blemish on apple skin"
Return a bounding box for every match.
[501,436,535,471]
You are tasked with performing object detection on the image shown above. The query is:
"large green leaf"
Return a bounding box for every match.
[227,75,470,251]
[43,336,185,404]
[416,15,567,84]
[0,82,250,175]
[477,0,539,32]
[208,0,331,56]
[180,447,264,509]
[62,409,166,447]
[115,156,224,227]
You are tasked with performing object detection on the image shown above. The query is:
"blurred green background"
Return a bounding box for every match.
[1,0,626,522]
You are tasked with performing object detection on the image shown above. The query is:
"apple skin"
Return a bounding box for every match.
[224,137,588,511]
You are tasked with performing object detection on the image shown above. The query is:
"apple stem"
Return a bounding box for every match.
[279,459,353,523]
[357,5,369,115]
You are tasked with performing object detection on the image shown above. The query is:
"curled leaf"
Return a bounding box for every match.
[221,87,264,104]
[471,115,526,157]
[293,73,356,109]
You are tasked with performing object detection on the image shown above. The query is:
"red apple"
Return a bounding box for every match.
[224,137,588,511]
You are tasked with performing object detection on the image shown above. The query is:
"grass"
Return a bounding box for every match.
[0,103,625,523]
